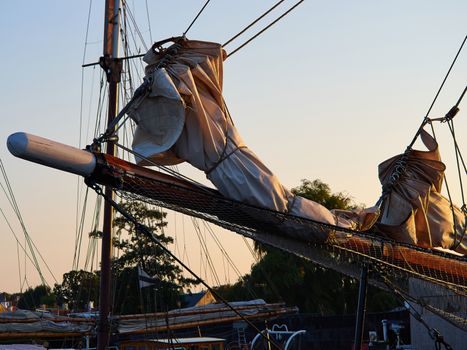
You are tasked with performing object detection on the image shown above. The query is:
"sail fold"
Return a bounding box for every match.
[130,40,360,242]
[377,129,466,254]
[129,38,464,252]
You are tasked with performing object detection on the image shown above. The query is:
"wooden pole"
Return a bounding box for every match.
[97,0,121,349]
[354,263,369,350]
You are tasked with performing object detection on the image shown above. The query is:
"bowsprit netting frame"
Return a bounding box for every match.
[88,152,467,331]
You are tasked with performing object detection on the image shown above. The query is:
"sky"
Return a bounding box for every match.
[0,1,466,294]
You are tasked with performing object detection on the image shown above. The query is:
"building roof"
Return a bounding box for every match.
[181,292,205,308]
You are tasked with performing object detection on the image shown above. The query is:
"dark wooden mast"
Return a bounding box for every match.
[97,0,121,349]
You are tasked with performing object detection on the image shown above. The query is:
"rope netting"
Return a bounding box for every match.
[88,153,467,331]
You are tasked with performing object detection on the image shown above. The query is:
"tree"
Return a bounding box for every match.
[111,201,198,314]
[53,270,99,311]
[17,285,55,310]
[52,201,198,314]
[291,178,355,210]
[218,179,399,314]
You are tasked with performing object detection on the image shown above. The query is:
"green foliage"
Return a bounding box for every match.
[112,266,187,315]
[111,201,198,314]
[291,178,355,210]
[53,201,197,314]
[17,285,55,310]
[220,179,400,314]
[112,201,170,273]
[53,270,99,311]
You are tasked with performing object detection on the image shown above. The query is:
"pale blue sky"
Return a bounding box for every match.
[1,1,466,293]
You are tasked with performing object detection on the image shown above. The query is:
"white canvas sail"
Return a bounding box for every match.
[129,39,465,252]
[377,129,466,254]
[130,39,378,242]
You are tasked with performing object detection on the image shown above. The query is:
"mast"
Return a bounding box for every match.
[97,0,121,349]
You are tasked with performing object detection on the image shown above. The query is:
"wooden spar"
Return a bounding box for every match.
[354,264,369,350]
[0,303,289,324]
[0,305,297,339]
[96,153,207,191]
[6,132,467,285]
[334,236,467,284]
[92,152,467,285]
[118,307,298,335]
[0,332,90,339]
[98,0,121,349]
[115,303,289,320]
[0,316,93,324]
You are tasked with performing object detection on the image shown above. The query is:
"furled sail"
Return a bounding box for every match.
[130,39,378,242]
[129,38,464,251]
[376,129,466,254]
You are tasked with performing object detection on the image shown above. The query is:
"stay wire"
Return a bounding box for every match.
[203,221,244,279]
[16,241,22,292]
[84,197,101,271]
[202,222,262,300]
[445,118,467,249]
[145,0,153,44]
[223,0,287,47]
[72,187,89,270]
[0,160,56,285]
[426,124,461,249]
[80,0,94,149]
[89,182,282,350]
[122,0,148,51]
[0,207,39,281]
[227,0,305,58]
[407,34,467,151]
[426,86,467,249]
[183,0,212,37]
[446,119,466,199]
[191,218,221,286]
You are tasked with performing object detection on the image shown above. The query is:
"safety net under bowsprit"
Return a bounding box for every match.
[87,152,467,332]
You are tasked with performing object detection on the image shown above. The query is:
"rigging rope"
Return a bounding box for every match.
[226,0,305,58]
[145,0,153,44]
[378,37,467,230]
[79,0,94,149]
[191,218,221,286]
[73,187,89,270]
[75,37,106,274]
[183,0,212,37]
[406,34,467,151]
[0,160,57,285]
[0,208,39,283]
[203,220,245,282]
[425,105,467,251]
[122,0,148,51]
[223,0,287,47]
[84,195,102,271]
[16,240,22,292]
[88,181,283,350]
